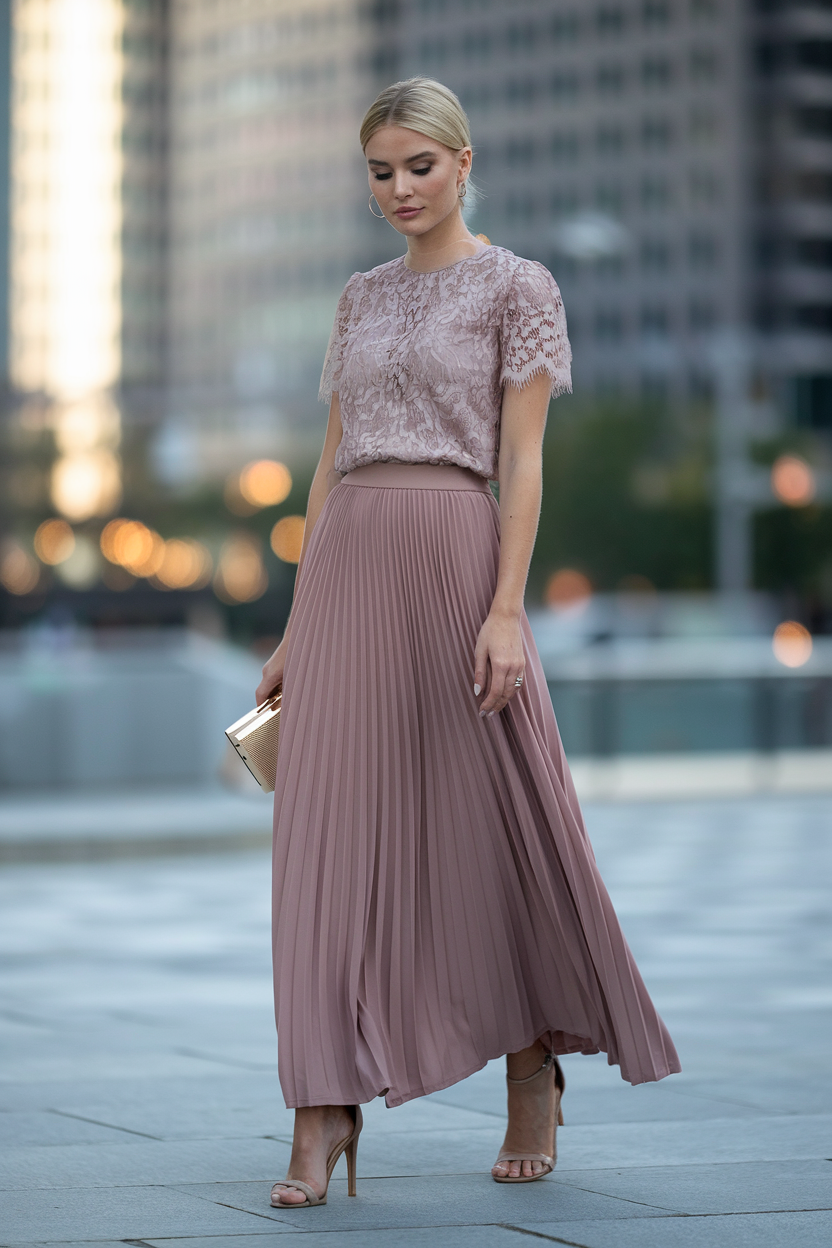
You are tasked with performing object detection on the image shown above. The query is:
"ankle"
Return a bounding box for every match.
[506,1038,547,1081]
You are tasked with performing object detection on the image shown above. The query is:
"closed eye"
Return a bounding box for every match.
[372,165,433,181]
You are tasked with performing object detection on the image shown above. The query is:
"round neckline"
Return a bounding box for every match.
[400,244,493,276]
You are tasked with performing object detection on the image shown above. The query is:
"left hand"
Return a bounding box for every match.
[473,610,525,717]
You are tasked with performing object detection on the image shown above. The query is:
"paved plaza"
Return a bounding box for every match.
[0,793,830,1247]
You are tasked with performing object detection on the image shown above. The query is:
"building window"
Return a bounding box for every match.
[595,309,625,342]
[689,47,719,83]
[795,238,832,267]
[462,30,492,61]
[596,63,625,94]
[550,71,580,100]
[795,40,832,75]
[550,131,580,164]
[641,305,670,335]
[507,78,538,106]
[641,174,671,208]
[795,105,832,138]
[688,231,718,268]
[642,56,673,89]
[794,304,832,332]
[596,6,626,35]
[796,171,832,202]
[505,136,536,166]
[506,192,536,224]
[597,124,625,156]
[793,374,832,429]
[641,238,672,270]
[549,13,580,43]
[506,21,538,54]
[550,187,580,215]
[643,1,672,26]
[596,182,625,212]
[688,299,716,331]
[641,116,673,150]
[689,168,721,204]
[689,106,718,144]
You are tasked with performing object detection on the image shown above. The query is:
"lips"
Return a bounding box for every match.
[395,207,422,217]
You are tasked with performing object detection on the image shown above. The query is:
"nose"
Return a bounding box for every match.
[393,171,413,201]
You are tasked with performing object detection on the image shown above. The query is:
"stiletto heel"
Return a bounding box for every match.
[492,1051,565,1183]
[271,1104,363,1208]
[345,1130,358,1197]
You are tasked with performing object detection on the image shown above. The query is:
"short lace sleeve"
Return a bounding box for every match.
[499,260,572,399]
[318,274,359,404]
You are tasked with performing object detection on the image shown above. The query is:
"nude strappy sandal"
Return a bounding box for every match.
[492,1051,565,1183]
[270,1104,363,1208]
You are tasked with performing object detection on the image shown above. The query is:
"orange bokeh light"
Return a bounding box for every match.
[771,455,815,507]
[772,620,812,668]
[0,543,41,595]
[154,539,212,590]
[99,518,164,577]
[214,535,267,603]
[270,515,305,563]
[34,518,75,565]
[545,568,592,610]
[239,460,292,508]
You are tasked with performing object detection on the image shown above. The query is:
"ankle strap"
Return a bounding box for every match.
[506,1051,556,1085]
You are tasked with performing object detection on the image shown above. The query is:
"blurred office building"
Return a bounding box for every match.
[161,0,375,486]
[3,0,832,495]
[6,0,166,524]
[376,0,832,422]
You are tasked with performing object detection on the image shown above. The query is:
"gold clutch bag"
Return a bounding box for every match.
[225,690,282,792]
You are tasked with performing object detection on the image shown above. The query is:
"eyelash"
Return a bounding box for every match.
[374,166,432,181]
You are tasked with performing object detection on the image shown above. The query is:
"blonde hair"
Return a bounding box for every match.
[360,77,472,154]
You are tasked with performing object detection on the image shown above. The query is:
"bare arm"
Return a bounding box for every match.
[474,371,551,716]
[255,396,343,703]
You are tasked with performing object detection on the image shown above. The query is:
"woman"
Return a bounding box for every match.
[257,78,680,1210]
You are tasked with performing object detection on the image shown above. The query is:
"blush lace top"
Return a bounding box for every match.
[319,245,572,482]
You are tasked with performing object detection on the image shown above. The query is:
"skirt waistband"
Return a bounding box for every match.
[340,462,491,492]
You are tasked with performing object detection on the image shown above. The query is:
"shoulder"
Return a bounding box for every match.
[489,248,562,303]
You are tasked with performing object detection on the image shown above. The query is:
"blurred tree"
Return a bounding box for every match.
[529,397,713,600]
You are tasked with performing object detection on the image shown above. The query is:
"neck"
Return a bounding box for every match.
[404,207,481,273]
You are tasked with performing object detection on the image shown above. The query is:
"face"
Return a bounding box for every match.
[365,125,472,236]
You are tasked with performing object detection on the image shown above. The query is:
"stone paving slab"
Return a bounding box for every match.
[0,1136,292,1191]
[0,794,829,1245]
[0,1184,275,1241]
[554,1158,832,1215]
[172,1174,669,1230]
[514,1209,832,1247]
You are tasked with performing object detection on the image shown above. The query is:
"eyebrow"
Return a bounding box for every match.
[367,151,436,166]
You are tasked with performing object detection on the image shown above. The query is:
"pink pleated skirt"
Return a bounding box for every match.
[272,461,680,1109]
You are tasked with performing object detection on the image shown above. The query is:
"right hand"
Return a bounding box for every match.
[256,636,288,705]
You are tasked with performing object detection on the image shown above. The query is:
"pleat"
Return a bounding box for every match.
[272,475,680,1109]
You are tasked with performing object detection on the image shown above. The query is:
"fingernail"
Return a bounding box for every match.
[487,710,496,718]
[473,683,481,696]
[479,709,486,718]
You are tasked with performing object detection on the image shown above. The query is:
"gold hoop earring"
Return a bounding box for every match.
[369,194,385,219]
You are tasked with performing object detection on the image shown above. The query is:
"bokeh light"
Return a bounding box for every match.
[34,518,75,565]
[51,448,122,521]
[154,539,212,590]
[99,518,165,578]
[214,535,267,603]
[270,515,305,564]
[771,455,815,507]
[772,621,813,668]
[545,568,593,610]
[0,543,40,595]
[239,460,292,508]
[54,534,101,589]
